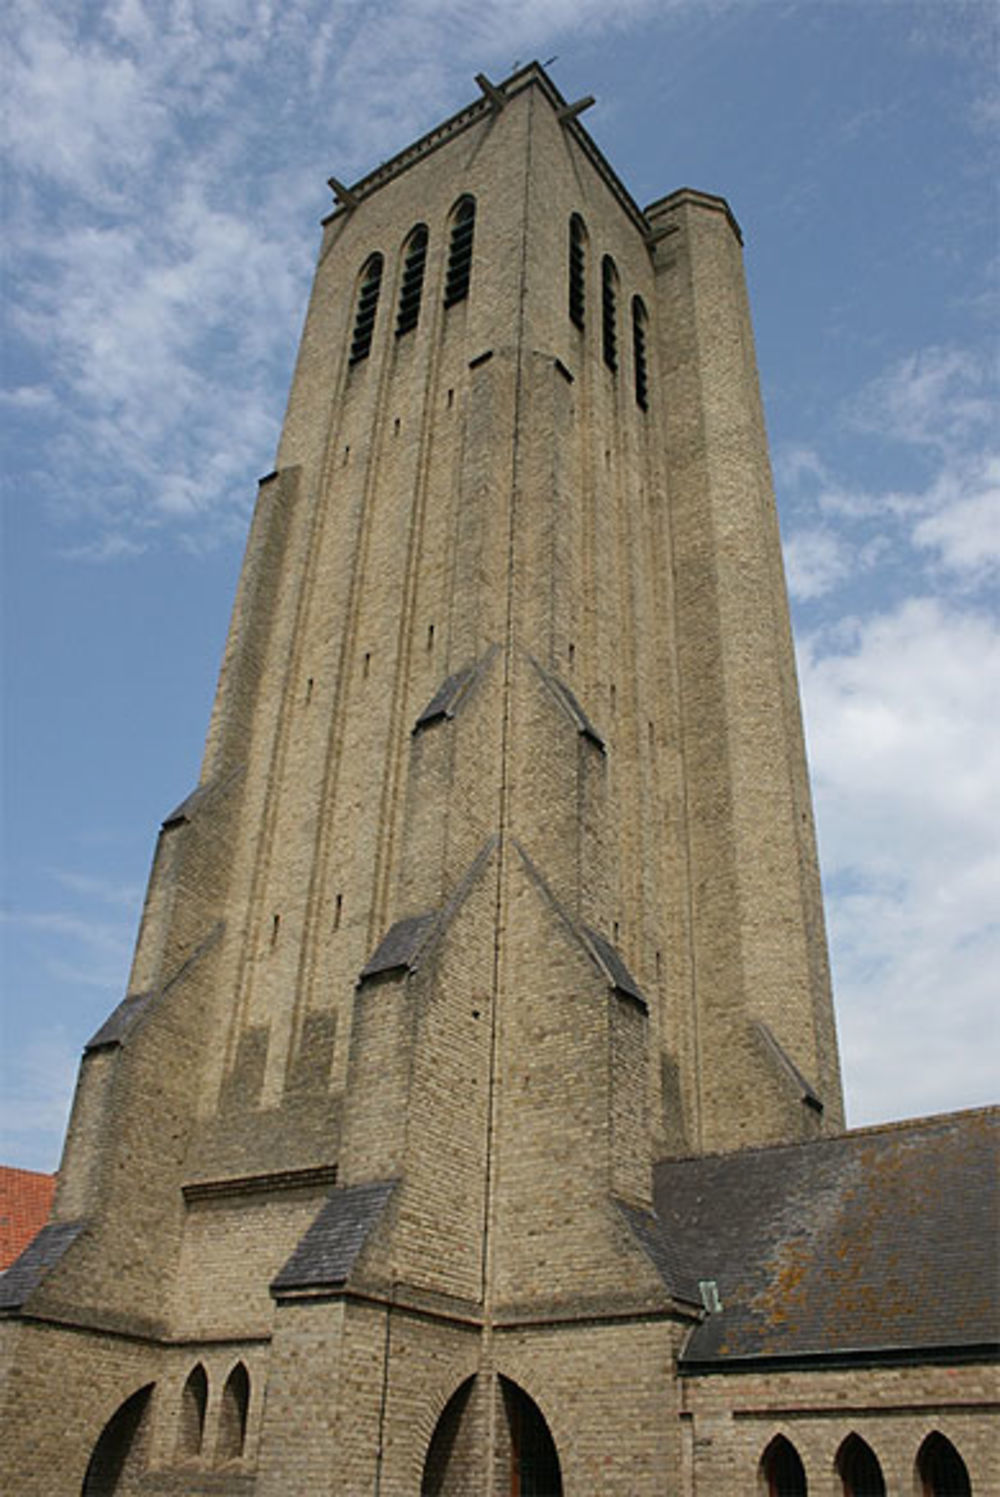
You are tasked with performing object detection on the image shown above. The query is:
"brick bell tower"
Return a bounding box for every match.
[0,63,843,1495]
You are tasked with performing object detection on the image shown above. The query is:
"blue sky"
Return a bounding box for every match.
[2,0,998,1171]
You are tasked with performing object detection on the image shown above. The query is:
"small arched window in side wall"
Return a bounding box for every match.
[761,1434,808,1496]
[569,214,587,329]
[177,1364,208,1461]
[602,255,618,372]
[632,295,649,410]
[349,253,384,365]
[917,1432,972,1497]
[444,197,476,308]
[216,1362,250,1464]
[396,225,429,337]
[837,1434,886,1497]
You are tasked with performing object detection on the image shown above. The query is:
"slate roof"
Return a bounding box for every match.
[414,664,478,730]
[584,928,647,1010]
[0,1220,84,1310]
[84,991,155,1052]
[654,1107,999,1369]
[615,1198,701,1307]
[359,914,438,980]
[271,1181,397,1296]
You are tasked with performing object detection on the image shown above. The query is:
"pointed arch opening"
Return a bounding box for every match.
[632,295,649,410]
[837,1434,886,1497]
[420,1374,561,1496]
[176,1363,208,1461]
[421,1377,475,1496]
[569,214,587,329]
[444,196,476,308]
[396,224,429,337]
[349,252,384,365]
[601,255,618,372]
[216,1361,250,1464]
[81,1383,154,1496]
[917,1432,972,1497]
[760,1434,807,1496]
[501,1377,562,1497]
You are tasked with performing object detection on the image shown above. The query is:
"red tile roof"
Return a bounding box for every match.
[0,1167,56,1271]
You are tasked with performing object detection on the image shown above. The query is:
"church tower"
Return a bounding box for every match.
[0,63,844,1495]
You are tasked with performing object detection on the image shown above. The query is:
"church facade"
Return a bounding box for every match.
[1,63,995,1496]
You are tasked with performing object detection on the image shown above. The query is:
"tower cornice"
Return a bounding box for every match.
[322,60,651,237]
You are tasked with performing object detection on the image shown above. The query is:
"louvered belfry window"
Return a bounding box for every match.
[602,255,618,371]
[632,295,649,410]
[444,197,475,307]
[396,225,428,337]
[569,214,586,328]
[349,253,383,365]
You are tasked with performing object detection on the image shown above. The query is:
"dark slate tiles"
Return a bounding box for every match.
[360,914,438,980]
[654,1108,999,1367]
[0,1221,85,1310]
[271,1181,397,1295]
[84,992,156,1052]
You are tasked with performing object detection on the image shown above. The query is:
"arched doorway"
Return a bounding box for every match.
[420,1374,562,1496]
[421,1378,476,1496]
[81,1384,154,1496]
[760,1433,808,1496]
[917,1432,972,1497]
[501,1377,562,1496]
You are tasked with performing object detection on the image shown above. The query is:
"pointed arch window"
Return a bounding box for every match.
[396,225,429,337]
[632,295,649,410]
[177,1364,208,1461]
[569,214,587,329]
[837,1434,886,1497]
[349,253,383,365]
[444,196,476,308]
[917,1432,972,1497]
[761,1434,808,1497]
[602,255,618,372]
[216,1362,250,1464]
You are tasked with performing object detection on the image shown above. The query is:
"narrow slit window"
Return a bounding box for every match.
[569,214,586,328]
[396,225,428,337]
[444,197,476,308]
[632,295,649,410]
[349,253,383,365]
[602,255,618,372]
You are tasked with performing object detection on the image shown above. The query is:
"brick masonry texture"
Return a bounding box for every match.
[1,62,994,1496]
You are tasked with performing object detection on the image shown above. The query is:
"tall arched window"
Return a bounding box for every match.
[837,1434,886,1497]
[761,1434,808,1496]
[602,255,618,372]
[569,214,587,329]
[349,253,384,365]
[917,1432,972,1497]
[216,1362,250,1464]
[177,1364,208,1461]
[396,225,429,337]
[444,196,476,308]
[632,295,649,410]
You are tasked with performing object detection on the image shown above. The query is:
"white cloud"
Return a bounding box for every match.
[799,598,1000,1124]
[783,527,852,601]
[912,457,1000,579]
[0,1027,80,1171]
[846,346,995,455]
